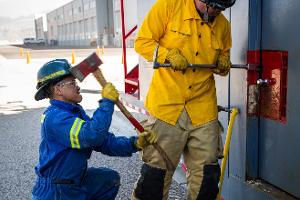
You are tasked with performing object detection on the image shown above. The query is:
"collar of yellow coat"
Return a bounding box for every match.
[183,0,219,30]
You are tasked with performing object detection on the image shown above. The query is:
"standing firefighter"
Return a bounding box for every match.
[132,0,235,199]
[32,59,157,200]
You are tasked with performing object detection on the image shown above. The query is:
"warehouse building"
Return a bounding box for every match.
[41,0,137,47]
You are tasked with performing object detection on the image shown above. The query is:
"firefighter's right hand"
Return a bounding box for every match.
[213,54,231,76]
[101,82,119,102]
[166,48,188,71]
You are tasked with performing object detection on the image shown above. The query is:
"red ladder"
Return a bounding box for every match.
[120,0,139,99]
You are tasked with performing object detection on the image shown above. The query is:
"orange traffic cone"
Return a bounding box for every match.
[97,46,101,56]
[71,50,75,64]
[26,50,31,64]
[19,48,23,57]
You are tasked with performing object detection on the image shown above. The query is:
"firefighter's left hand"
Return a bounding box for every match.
[101,82,119,102]
[213,55,231,76]
[135,129,158,150]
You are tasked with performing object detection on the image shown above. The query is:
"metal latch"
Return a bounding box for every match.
[256,78,276,85]
[247,50,288,123]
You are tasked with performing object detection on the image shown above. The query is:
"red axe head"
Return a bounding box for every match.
[70,52,103,82]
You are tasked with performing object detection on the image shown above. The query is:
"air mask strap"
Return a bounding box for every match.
[202,5,209,23]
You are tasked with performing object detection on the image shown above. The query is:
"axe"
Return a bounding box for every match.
[70,52,175,171]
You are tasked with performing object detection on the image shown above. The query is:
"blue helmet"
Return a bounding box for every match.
[201,0,236,10]
[35,59,72,101]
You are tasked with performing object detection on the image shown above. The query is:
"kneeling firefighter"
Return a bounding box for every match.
[32,59,157,200]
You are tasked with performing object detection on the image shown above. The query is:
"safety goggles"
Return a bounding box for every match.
[56,80,78,87]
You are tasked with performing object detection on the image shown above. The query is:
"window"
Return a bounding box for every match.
[90,1,96,9]
[69,23,72,36]
[58,25,62,40]
[73,22,77,34]
[64,24,68,36]
[115,11,121,30]
[79,20,82,33]
[84,18,89,39]
[84,3,89,11]
[91,17,95,32]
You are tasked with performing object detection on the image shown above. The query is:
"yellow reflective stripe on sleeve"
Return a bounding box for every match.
[69,118,84,149]
[75,120,84,148]
[41,114,46,123]
[70,118,78,148]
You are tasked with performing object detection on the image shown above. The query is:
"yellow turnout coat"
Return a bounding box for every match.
[135,0,232,126]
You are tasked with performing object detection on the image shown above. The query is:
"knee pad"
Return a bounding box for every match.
[90,167,120,187]
[196,164,220,200]
[110,169,121,186]
[134,163,166,200]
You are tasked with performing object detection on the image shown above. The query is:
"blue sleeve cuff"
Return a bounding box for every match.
[99,98,115,108]
[130,136,140,152]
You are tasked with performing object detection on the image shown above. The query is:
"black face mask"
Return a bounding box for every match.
[200,0,235,11]
[196,7,216,23]
[207,2,226,11]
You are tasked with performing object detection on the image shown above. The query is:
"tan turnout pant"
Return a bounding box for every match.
[132,109,222,200]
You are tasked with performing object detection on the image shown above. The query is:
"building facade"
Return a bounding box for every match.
[45,0,115,47]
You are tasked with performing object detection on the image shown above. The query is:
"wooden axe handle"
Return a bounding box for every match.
[93,68,175,171]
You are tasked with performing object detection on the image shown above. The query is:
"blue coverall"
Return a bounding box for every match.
[32,99,138,200]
